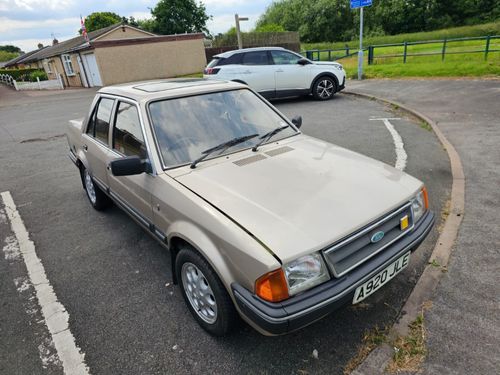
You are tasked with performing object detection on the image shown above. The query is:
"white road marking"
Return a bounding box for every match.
[370,118,407,171]
[0,191,90,375]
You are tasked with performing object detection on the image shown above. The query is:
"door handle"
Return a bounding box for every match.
[276,69,284,73]
[83,144,88,151]
[242,70,251,74]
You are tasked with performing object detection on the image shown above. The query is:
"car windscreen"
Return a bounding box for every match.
[148,89,298,168]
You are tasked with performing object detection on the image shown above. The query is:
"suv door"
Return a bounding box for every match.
[108,100,154,225]
[270,50,311,94]
[82,96,116,191]
[240,51,275,97]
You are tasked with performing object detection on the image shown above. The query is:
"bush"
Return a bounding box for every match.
[29,70,48,82]
[0,68,40,81]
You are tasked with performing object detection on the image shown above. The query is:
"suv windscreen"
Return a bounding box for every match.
[148,89,297,167]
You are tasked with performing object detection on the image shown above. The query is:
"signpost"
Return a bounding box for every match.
[350,0,372,80]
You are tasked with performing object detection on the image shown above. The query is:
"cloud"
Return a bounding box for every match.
[207,12,259,34]
[1,35,73,52]
[7,0,74,11]
[0,16,79,33]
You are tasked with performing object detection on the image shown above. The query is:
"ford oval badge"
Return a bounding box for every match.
[371,231,385,243]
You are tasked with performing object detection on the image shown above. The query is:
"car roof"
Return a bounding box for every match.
[213,46,285,59]
[98,78,245,102]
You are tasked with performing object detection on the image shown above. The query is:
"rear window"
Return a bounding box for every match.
[207,53,243,67]
[207,58,221,68]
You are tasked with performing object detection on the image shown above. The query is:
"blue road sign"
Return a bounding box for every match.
[350,0,372,9]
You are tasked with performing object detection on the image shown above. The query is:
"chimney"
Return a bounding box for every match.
[52,38,59,45]
[38,43,44,49]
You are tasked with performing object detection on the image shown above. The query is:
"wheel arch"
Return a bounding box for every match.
[167,224,235,294]
[310,72,339,92]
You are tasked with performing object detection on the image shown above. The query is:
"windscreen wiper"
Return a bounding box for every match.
[190,133,258,169]
[252,124,289,152]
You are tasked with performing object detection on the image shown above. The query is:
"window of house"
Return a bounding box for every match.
[62,54,75,76]
[112,102,146,158]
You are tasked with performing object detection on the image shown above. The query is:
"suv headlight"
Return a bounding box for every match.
[411,187,429,222]
[284,253,330,296]
[334,63,343,71]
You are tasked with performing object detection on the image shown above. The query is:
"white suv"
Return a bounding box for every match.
[203,47,346,100]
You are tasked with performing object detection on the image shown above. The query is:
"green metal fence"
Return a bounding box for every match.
[302,35,500,64]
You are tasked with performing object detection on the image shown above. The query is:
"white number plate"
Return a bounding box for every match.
[352,252,410,304]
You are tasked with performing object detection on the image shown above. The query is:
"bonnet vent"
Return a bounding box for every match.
[233,154,267,166]
[265,146,294,157]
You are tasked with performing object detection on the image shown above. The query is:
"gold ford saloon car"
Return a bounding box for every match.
[66,79,434,336]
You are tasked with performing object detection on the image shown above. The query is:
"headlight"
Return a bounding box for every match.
[334,63,343,71]
[411,187,429,222]
[284,253,330,296]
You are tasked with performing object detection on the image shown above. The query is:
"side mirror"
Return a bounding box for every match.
[297,58,310,66]
[291,115,302,129]
[110,155,148,176]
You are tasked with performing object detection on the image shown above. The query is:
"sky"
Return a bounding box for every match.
[0,0,273,52]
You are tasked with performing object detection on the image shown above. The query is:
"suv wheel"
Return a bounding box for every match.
[313,76,337,100]
[176,245,238,336]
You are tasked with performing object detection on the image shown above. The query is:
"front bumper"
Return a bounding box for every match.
[232,210,434,335]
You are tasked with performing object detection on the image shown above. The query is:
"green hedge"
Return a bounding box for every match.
[0,68,47,82]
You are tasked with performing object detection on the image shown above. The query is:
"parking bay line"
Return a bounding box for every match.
[0,191,90,375]
[370,118,407,171]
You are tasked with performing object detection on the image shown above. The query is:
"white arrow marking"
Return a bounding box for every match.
[370,118,407,171]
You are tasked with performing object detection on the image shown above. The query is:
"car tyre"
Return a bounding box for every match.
[176,245,238,336]
[82,167,111,211]
[312,76,337,100]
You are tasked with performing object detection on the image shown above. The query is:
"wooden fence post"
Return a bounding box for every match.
[442,39,447,61]
[403,42,408,63]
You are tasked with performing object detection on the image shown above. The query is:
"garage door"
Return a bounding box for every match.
[82,53,103,87]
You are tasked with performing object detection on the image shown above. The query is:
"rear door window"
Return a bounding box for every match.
[242,51,270,65]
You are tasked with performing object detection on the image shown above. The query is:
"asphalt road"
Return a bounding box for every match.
[348,79,500,375]
[0,86,451,375]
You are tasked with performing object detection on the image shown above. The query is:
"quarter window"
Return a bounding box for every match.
[271,51,301,65]
[242,51,269,65]
[87,98,114,144]
[62,54,75,76]
[113,102,146,158]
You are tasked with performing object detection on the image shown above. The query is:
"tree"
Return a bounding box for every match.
[0,45,22,54]
[0,51,20,62]
[148,0,211,35]
[82,12,122,33]
[254,23,285,33]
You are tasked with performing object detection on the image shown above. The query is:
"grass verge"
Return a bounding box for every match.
[302,22,500,51]
[386,313,428,373]
[343,326,388,374]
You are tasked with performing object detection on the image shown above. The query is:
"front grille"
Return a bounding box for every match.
[323,202,414,277]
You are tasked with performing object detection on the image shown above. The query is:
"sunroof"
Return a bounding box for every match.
[133,79,220,93]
